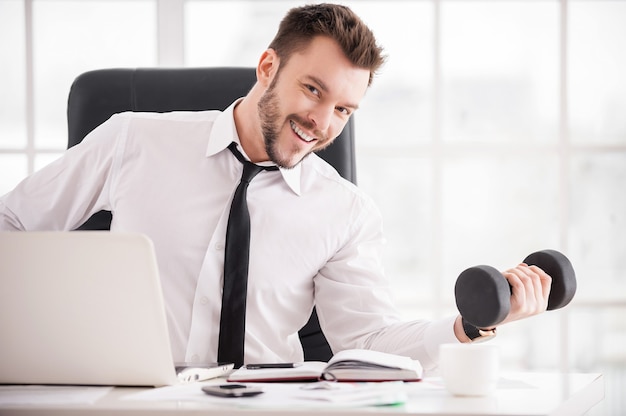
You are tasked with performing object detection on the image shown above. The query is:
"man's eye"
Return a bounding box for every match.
[306,85,319,95]
[336,106,350,115]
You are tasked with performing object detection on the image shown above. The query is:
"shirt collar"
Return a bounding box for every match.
[206,99,302,196]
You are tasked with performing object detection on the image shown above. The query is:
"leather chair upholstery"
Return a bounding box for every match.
[66,67,357,362]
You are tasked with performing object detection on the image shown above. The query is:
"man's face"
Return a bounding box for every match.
[257,36,370,169]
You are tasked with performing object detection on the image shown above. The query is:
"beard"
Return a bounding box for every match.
[257,86,291,168]
[257,79,326,169]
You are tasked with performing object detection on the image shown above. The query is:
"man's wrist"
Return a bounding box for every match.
[461,317,497,343]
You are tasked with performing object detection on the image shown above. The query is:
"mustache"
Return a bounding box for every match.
[289,114,329,143]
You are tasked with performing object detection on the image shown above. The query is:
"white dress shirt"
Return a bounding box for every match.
[0,101,459,371]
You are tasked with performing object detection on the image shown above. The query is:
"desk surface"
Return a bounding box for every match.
[0,372,604,416]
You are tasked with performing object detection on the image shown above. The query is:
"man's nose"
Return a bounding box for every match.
[307,105,334,133]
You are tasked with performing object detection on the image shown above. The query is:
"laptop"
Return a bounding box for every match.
[0,231,232,386]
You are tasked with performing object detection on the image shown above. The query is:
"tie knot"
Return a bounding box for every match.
[241,162,265,183]
[228,142,278,184]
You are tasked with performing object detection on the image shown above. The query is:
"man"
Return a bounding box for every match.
[0,3,550,372]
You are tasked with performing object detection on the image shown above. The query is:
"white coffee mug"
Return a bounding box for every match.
[440,343,500,396]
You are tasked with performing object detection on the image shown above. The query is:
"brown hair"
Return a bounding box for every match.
[268,3,386,85]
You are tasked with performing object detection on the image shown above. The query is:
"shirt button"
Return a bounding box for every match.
[200,296,209,305]
[191,354,200,363]
[214,242,224,250]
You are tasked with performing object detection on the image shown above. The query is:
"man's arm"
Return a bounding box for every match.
[0,200,25,230]
[0,114,124,231]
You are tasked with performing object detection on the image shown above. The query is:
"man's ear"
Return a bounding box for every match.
[256,48,279,87]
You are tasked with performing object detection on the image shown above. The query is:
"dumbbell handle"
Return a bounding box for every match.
[455,250,577,328]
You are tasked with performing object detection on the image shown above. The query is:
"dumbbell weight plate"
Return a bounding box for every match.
[523,249,577,310]
[454,265,511,329]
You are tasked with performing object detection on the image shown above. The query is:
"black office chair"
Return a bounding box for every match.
[66,67,358,362]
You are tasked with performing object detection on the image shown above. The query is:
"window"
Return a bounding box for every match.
[1,2,624,414]
[0,0,156,194]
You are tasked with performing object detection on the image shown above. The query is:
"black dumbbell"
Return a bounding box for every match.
[454,250,577,328]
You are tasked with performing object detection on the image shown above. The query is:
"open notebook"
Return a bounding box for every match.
[0,231,231,386]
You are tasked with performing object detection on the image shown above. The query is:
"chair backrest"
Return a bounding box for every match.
[67,67,356,180]
[66,67,355,361]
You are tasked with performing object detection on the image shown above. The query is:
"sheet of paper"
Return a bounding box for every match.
[0,385,112,406]
[122,380,409,409]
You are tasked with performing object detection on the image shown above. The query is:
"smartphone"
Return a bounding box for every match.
[244,363,301,369]
[202,384,264,398]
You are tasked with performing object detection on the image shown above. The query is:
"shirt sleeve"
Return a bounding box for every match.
[313,194,460,373]
[0,114,126,231]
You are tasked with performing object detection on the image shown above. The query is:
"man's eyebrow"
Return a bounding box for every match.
[305,75,360,111]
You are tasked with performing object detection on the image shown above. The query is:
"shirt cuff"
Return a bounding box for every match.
[423,315,461,368]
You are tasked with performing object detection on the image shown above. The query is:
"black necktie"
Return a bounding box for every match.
[217,142,277,368]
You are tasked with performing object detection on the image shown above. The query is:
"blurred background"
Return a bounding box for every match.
[1,0,624,413]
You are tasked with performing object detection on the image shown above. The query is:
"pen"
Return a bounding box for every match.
[244,363,302,369]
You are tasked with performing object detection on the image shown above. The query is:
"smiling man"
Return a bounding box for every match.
[0,3,551,372]
[237,35,370,168]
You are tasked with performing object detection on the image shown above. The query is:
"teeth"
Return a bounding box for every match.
[290,120,315,142]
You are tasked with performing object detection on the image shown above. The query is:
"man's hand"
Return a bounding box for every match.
[454,263,552,342]
[500,263,552,325]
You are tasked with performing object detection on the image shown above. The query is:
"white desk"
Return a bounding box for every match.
[0,372,604,416]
